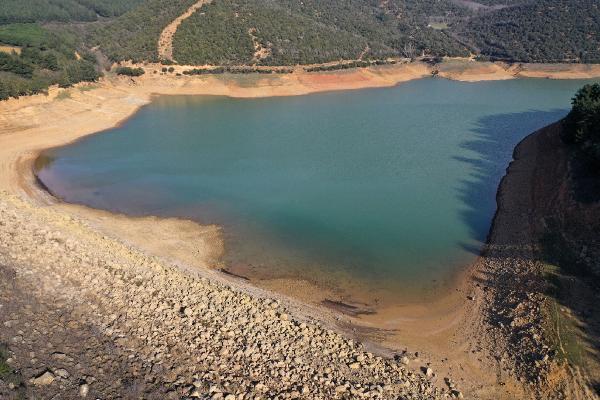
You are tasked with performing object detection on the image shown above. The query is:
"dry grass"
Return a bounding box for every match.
[0,45,21,55]
[542,264,585,366]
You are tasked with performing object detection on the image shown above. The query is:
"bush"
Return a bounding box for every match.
[0,52,34,78]
[562,84,600,171]
[62,60,101,86]
[0,23,101,101]
[115,66,145,76]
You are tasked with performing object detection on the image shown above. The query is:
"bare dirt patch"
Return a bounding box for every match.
[248,28,272,64]
[0,45,21,55]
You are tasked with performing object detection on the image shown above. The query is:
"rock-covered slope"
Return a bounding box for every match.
[0,192,452,399]
[468,122,600,399]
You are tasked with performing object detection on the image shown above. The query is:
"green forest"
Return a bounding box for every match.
[91,0,600,65]
[87,0,198,62]
[0,23,99,100]
[0,0,599,100]
[458,0,600,63]
[173,0,469,66]
[0,0,147,99]
[0,0,142,24]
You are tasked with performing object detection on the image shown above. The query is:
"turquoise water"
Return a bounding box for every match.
[38,78,596,300]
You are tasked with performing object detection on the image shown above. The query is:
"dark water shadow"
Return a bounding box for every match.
[454,109,568,251]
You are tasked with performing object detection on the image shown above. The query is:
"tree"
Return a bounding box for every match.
[562,84,600,171]
[115,66,145,76]
[0,79,12,100]
[402,42,416,60]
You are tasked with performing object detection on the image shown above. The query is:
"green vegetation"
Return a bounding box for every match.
[0,344,10,377]
[536,95,600,372]
[171,0,600,66]
[305,60,396,73]
[539,230,590,367]
[542,282,584,366]
[115,66,145,76]
[172,0,469,66]
[0,0,96,24]
[182,67,293,75]
[56,90,72,99]
[562,84,600,172]
[0,0,142,24]
[76,0,145,17]
[457,0,600,63]
[0,0,599,101]
[470,0,523,5]
[88,0,198,62]
[173,1,255,66]
[0,342,24,394]
[0,23,100,100]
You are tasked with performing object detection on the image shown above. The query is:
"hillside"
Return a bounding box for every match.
[0,23,99,100]
[0,0,598,99]
[0,0,150,99]
[88,0,199,62]
[70,0,600,66]
[457,0,600,63]
[0,0,143,24]
[172,0,470,65]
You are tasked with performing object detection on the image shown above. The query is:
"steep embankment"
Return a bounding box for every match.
[467,122,600,399]
[0,191,450,399]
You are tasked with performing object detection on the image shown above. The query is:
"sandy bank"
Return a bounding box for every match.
[435,60,600,81]
[1,59,599,399]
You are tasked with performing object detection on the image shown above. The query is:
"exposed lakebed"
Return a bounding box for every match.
[37,78,596,303]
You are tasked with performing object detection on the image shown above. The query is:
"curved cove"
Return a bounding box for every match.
[37,78,596,303]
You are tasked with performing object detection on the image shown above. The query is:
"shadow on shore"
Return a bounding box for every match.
[455,109,600,394]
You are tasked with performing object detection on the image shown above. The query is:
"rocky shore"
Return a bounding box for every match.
[466,123,599,399]
[0,192,456,399]
[466,126,557,386]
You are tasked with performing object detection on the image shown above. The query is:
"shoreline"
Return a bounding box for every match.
[1,59,599,398]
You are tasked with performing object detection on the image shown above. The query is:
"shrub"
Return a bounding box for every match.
[115,66,145,76]
[562,84,600,172]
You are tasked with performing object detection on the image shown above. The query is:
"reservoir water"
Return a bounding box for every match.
[37,78,596,302]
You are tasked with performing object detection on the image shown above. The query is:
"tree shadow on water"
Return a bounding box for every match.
[453,109,568,252]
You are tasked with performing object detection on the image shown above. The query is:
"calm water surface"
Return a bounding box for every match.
[38,78,597,301]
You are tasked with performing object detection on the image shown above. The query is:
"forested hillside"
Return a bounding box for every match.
[88,0,198,62]
[0,23,100,100]
[0,0,142,24]
[458,0,600,63]
[0,0,598,100]
[173,0,469,65]
[0,0,147,99]
[170,0,600,65]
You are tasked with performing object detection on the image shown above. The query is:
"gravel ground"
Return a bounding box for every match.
[0,191,455,399]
